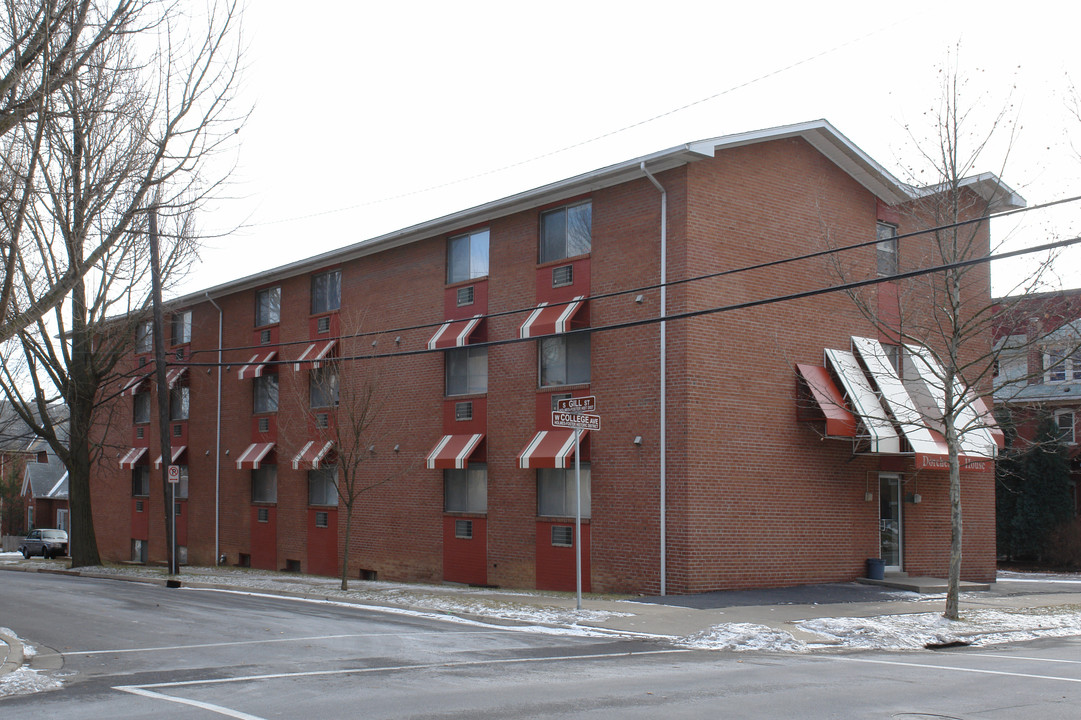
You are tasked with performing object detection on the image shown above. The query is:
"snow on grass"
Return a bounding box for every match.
[678,624,808,652]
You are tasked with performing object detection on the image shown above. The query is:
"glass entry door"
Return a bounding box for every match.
[879,475,902,571]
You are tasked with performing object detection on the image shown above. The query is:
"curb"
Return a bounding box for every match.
[0,629,24,677]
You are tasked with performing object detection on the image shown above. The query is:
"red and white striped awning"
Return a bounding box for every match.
[119,446,148,469]
[236,442,275,470]
[154,446,187,469]
[292,440,334,470]
[518,429,586,469]
[120,373,151,396]
[293,339,337,371]
[238,351,277,380]
[165,365,189,388]
[427,316,482,350]
[519,296,585,338]
[426,434,484,470]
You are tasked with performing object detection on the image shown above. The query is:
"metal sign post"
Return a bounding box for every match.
[551,398,600,612]
[168,464,179,575]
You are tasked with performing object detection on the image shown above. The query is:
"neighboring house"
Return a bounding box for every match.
[90,120,1013,593]
[21,435,70,532]
[993,288,1081,514]
[0,402,40,538]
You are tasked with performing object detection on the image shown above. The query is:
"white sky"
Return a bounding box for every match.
[188,0,1081,298]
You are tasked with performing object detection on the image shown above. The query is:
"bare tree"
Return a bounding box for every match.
[0,0,243,566]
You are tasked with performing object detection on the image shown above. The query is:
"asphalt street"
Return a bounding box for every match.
[3,572,1081,718]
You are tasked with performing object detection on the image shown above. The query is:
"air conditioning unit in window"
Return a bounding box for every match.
[260,329,272,344]
[175,348,185,360]
[316,511,329,528]
[457,285,475,307]
[550,393,572,412]
[173,424,183,437]
[316,412,329,428]
[552,265,573,288]
[551,526,573,547]
[455,519,473,539]
[317,316,331,334]
[136,427,145,439]
[257,508,269,523]
[455,401,473,421]
[258,417,270,433]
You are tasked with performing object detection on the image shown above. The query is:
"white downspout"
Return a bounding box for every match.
[641,162,667,596]
[205,293,223,564]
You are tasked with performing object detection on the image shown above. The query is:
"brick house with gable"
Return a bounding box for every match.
[89,120,1014,593]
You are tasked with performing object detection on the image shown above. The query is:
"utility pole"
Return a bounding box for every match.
[148,202,177,575]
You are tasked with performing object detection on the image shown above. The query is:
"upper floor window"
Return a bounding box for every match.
[539,333,590,387]
[540,201,591,264]
[1056,410,1076,445]
[876,222,898,277]
[447,229,489,284]
[133,391,151,424]
[444,464,487,513]
[171,310,192,346]
[1045,349,1081,383]
[135,320,153,354]
[254,374,279,414]
[446,346,487,396]
[310,366,339,408]
[308,466,339,506]
[132,466,150,497]
[311,269,341,315]
[170,385,189,421]
[174,465,190,499]
[537,466,591,518]
[256,287,281,327]
[251,465,277,503]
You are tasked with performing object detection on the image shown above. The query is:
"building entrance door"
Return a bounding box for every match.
[879,475,902,572]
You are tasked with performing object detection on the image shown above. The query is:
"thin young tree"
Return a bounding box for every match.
[0,0,243,567]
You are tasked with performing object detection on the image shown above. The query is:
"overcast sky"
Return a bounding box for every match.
[187,0,1081,298]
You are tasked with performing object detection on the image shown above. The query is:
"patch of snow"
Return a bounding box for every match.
[0,667,63,697]
[679,623,807,653]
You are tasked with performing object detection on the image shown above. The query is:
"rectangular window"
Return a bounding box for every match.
[254,374,279,414]
[540,201,591,263]
[1047,350,1068,382]
[315,511,329,528]
[876,222,898,277]
[171,310,192,346]
[170,385,189,421]
[258,417,270,433]
[446,346,488,396]
[257,508,269,523]
[251,465,277,503]
[255,286,281,327]
[133,392,151,424]
[310,367,339,408]
[173,465,189,499]
[132,466,150,497]
[135,320,153,354]
[444,464,487,513]
[447,228,490,284]
[539,334,590,387]
[455,519,473,539]
[456,285,475,307]
[311,269,341,315]
[454,401,473,421]
[552,265,573,288]
[551,525,573,547]
[308,466,339,506]
[1057,411,1076,445]
[537,466,591,518]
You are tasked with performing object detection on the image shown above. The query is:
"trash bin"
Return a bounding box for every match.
[866,558,885,580]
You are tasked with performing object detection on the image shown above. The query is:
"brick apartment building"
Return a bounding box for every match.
[91,120,1014,594]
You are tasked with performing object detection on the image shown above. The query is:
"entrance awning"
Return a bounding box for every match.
[795,363,857,438]
[519,296,585,338]
[119,447,148,469]
[154,446,188,469]
[120,373,151,396]
[238,351,277,380]
[293,339,337,371]
[292,440,334,470]
[236,442,275,470]
[428,316,482,350]
[165,365,189,388]
[518,429,586,469]
[426,434,484,470]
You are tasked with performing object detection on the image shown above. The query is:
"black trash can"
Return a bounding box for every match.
[866,558,885,580]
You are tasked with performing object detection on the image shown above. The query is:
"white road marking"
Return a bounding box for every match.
[837,656,1081,684]
[113,648,692,719]
[973,653,1081,666]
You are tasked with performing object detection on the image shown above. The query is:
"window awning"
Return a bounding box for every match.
[119,446,148,469]
[426,433,484,470]
[795,363,857,438]
[236,442,275,470]
[519,296,585,338]
[293,339,337,371]
[120,373,151,396]
[824,348,900,454]
[154,446,188,469]
[292,440,334,470]
[428,316,482,350]
[518,429,586,469]
[238,351,277,380]
[166,365,189,389]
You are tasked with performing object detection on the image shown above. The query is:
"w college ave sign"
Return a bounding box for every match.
[552,396,601,431]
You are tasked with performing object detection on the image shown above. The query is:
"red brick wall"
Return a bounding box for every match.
[443,516,487,585]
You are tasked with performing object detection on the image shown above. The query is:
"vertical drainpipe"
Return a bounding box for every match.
[205,293,223,564]
[641,162,667,596]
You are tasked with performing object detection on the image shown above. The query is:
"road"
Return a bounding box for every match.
[2,572,1081,718]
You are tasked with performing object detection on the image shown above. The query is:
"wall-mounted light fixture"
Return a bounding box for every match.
[393,444,400,453]
[633,436,643,446]
[634,295,644,304]
[394,336,401,345]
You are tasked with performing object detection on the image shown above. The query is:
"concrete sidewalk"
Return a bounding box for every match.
[3,559,1081,673]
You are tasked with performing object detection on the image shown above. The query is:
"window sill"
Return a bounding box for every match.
[537,516,590,523]
[538,383,590,392]
[537,253,590,269]
[445,276,488,289]
[443,511,486,518]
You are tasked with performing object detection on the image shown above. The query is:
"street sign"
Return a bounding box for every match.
[168,464,180,484]
[556,395,596,413]
[551,411,601,431]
